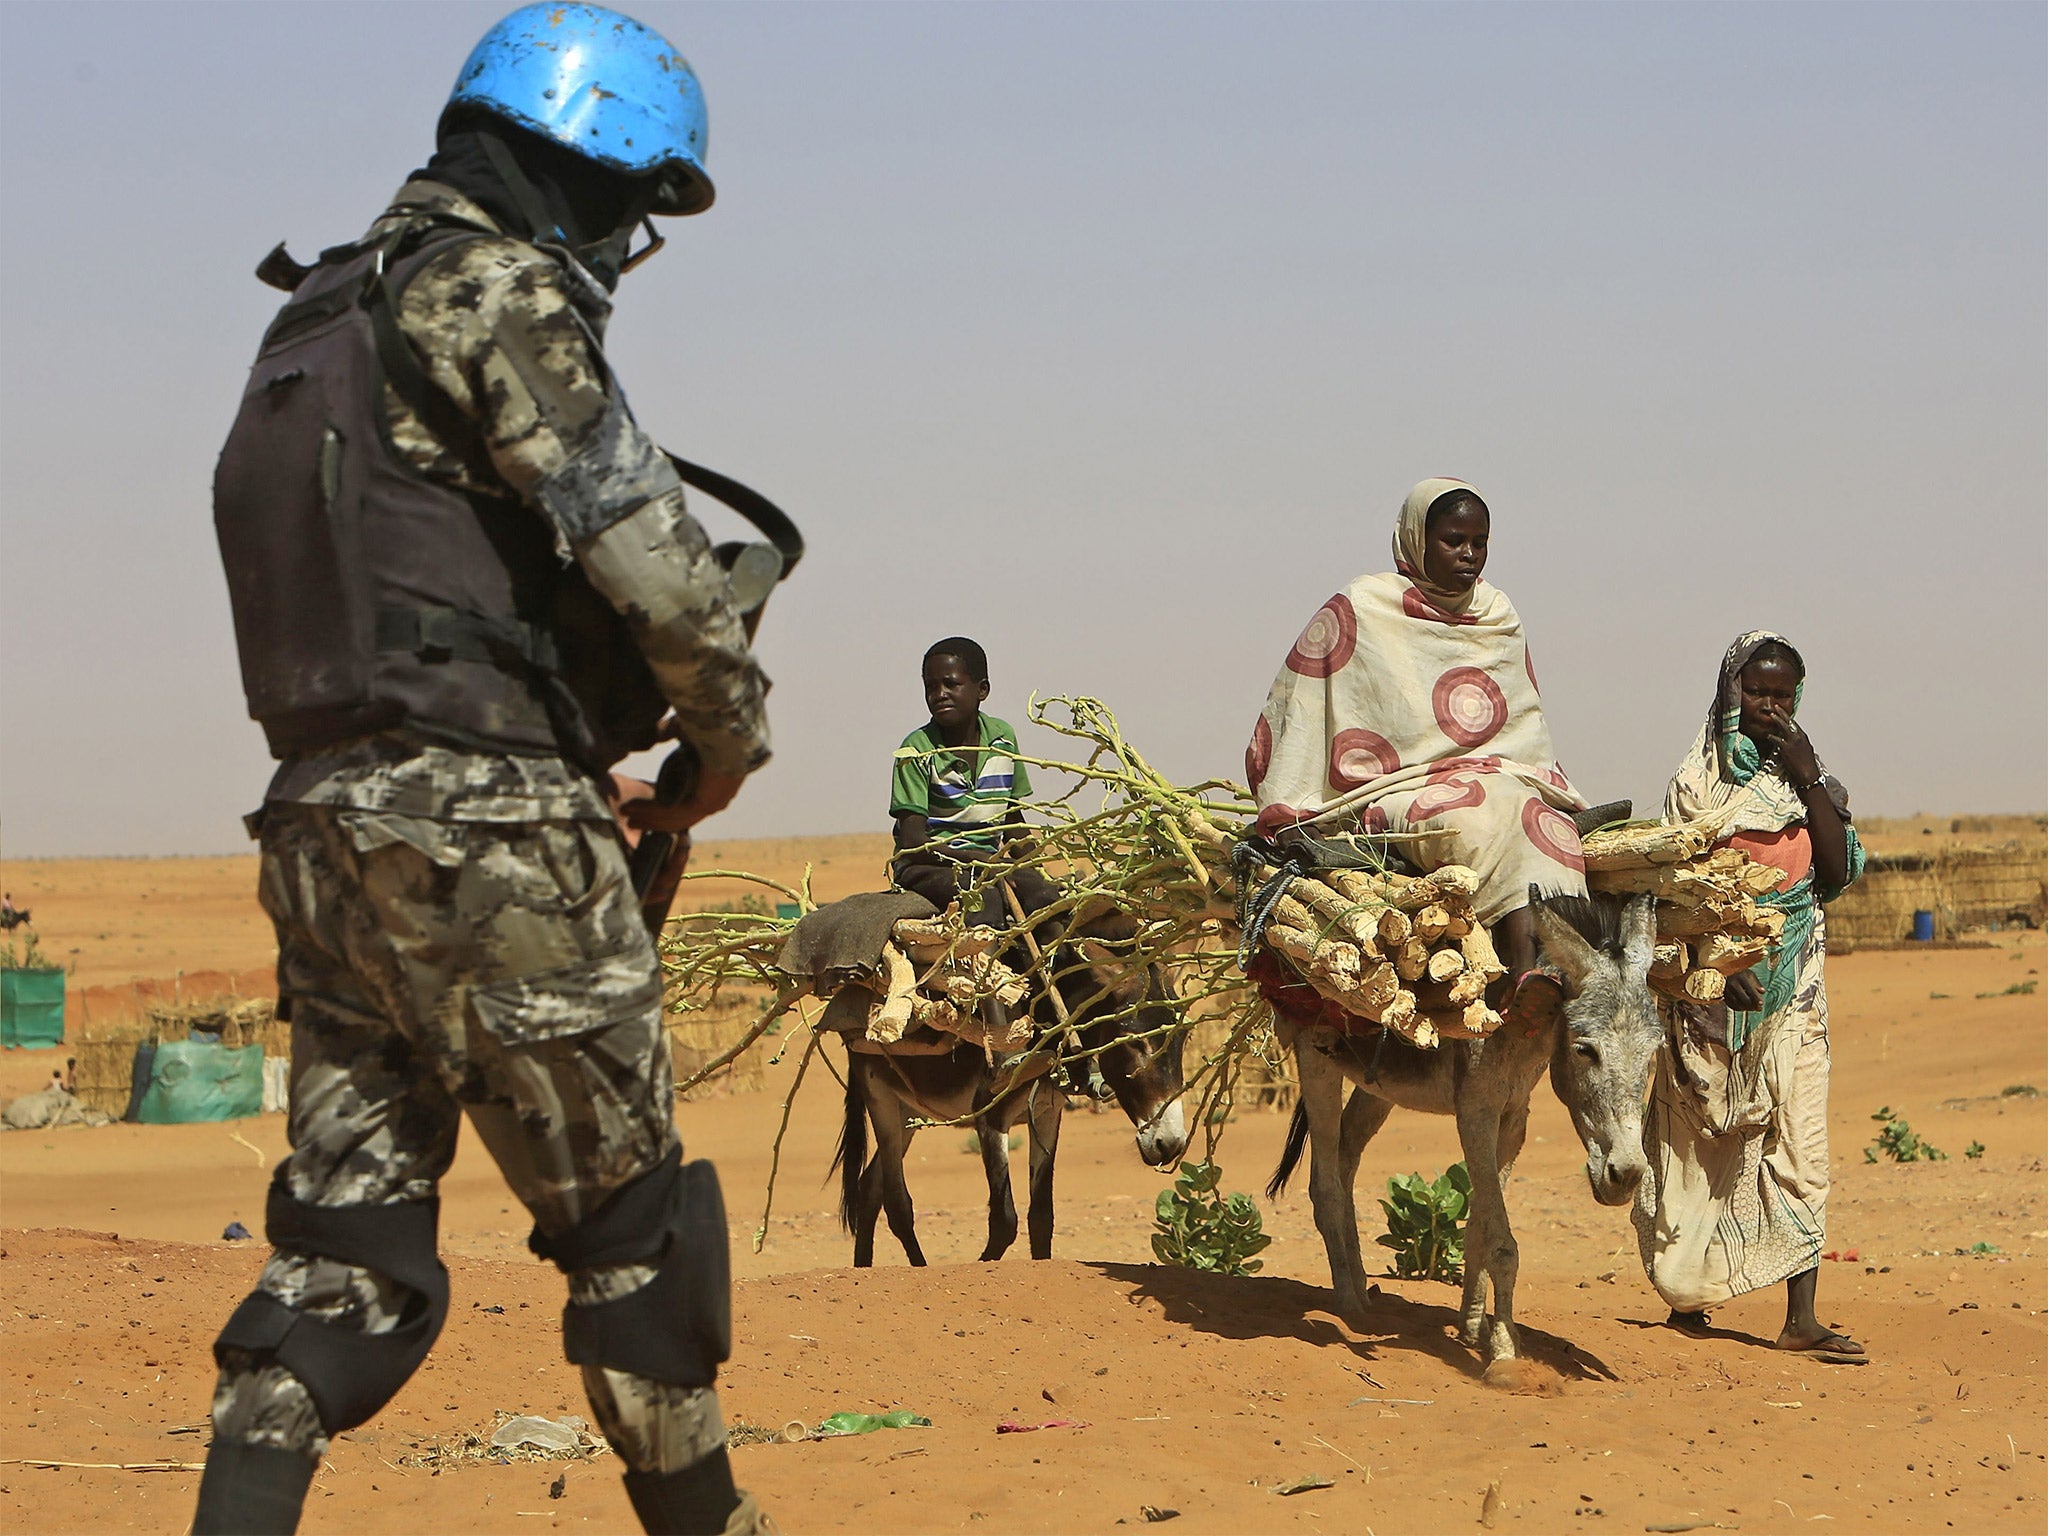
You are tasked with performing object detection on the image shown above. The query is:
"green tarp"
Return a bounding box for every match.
[1,969,66,1049]
[136,1039,265,1124]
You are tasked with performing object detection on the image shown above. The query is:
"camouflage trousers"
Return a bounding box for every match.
[210,802,724,1475]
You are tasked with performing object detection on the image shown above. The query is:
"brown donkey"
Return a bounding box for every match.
[835,908,1188,1265]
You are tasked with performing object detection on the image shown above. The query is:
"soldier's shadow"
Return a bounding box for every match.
[1089,1260,1618,1383]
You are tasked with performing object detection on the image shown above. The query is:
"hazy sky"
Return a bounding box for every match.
[2,1,2043,858]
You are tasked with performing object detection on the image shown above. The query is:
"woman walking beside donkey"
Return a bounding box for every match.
[1633,631,1868,1362]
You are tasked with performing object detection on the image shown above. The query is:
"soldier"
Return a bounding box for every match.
[197,7,778,1533]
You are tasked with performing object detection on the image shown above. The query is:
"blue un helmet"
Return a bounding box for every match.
[448,3,713,215]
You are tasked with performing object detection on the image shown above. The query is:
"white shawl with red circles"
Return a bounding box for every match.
[1246,569,1583,839]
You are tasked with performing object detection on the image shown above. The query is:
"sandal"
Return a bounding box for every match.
[1777,1327,1868,1365]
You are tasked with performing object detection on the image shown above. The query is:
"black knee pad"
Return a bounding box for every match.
[622,1446,740,1536]
[191,1440,316,1536]
[214,1176,450,1435]
[529,1147,731,1388]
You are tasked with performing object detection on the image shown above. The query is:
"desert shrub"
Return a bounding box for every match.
[1864,1106,1946,1163]
[1377,1163,1470,1281]
[1151,1161,1271,1276]
[1,929,52,970]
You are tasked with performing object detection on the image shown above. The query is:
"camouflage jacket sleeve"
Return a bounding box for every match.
[390,231,771,779]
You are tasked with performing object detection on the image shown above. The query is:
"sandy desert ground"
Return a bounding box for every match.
[2,840,2045,1534]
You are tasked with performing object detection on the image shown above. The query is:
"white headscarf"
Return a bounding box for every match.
[1392,477,1486,617]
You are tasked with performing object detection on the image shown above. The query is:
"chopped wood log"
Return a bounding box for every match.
[1269,893,1319,935]
[909,994,963,1033]
[1425,946,1465,983]
[867,944,918,1042]
[1412,904,1452,943]
[1380,989,1419,1036]
[1579,822,1711,872]
[892,918,999,959]
[1585,864,1730,904]
[1266,925,1363,988]
[1736,862,1788,897]
[1448,967,1490,1005]
[1695,932,1771,974]
[1385,865,1481,911]
[1378,907,1413,948]
[1393,935,1431,984]
[1682,968,1726,1003]
[1458,923,1507,986]
[1356,962,1403,1013]
[1653,897,1761,938]
[1286,877,1386,956]
[1461,999,1502,1035]
[1650,943,1686,981]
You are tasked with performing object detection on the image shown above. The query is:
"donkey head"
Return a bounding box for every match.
[1052,904,1189,1167]
[1531,891,1661,1207]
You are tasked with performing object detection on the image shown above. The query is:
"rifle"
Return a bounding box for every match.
[627,740,701,936]
[626,452,804,936]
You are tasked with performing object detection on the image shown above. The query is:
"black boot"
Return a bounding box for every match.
[621,1445,743,1535]
[191,1440,317,1535]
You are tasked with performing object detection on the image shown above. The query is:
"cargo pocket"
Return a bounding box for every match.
[338,811,468,867]
[469,950,664,1049]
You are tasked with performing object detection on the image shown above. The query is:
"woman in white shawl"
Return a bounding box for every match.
[1247,478,1592,1027]
[1632,631,1868,1362]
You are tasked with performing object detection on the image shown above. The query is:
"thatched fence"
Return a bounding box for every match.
[1829,842,2048,948]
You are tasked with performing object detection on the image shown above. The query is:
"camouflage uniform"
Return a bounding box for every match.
[211,182,763,1478]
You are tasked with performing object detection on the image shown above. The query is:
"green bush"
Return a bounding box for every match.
[1863,1106,1946,1163]
[1,928,52,970]
[1151,1162,1271,1276]
[1377,1163,1470,1281]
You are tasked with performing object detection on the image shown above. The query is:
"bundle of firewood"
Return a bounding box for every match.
[852,914,1037,1055]
[1580,822,1786,1003]
[1246,862,1506,1050]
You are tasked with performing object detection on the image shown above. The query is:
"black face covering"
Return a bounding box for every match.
[418,117,655,290]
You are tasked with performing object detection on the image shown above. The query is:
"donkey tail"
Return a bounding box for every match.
[830,1066,868,1234]
[1266,1100,1309,1199]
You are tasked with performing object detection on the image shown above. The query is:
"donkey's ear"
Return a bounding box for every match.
[1529,892,1600,994]
[1620,893,1657,972]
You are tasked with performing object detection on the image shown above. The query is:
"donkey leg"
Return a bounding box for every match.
[852,1160,884,1269]
[1025,1083,1064,1260]
[867,1095,928,1267]
[977,1111,1019,1261]
[1455,1101,1519,1361]
[1338,1089,1394,1192]
[1296,1044,1374,1326]
[1460,1099,1529,1335]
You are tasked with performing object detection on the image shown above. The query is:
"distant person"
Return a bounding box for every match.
[1246,478,1609,1031]
[1632,631,1868,1363]
[62,1057,76,1094]
[196,6,777,1533]
[890,637,1058,928]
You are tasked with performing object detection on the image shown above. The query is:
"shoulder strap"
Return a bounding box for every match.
[360,222,804,581]
[663,452,804,576]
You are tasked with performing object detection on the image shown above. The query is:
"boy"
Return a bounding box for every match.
[890,638,1057,926]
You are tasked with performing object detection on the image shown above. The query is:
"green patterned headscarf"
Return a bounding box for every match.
[1680,631,1862,1049]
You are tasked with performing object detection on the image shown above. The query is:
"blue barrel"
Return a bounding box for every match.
[1911,910,1935,942]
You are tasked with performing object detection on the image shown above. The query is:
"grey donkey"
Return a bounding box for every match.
[1268,891,1661,1363]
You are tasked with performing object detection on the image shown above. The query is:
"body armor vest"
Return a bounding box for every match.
[214,221,660,770]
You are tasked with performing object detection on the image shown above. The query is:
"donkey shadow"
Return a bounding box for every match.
[1090,1260,1618,1384]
